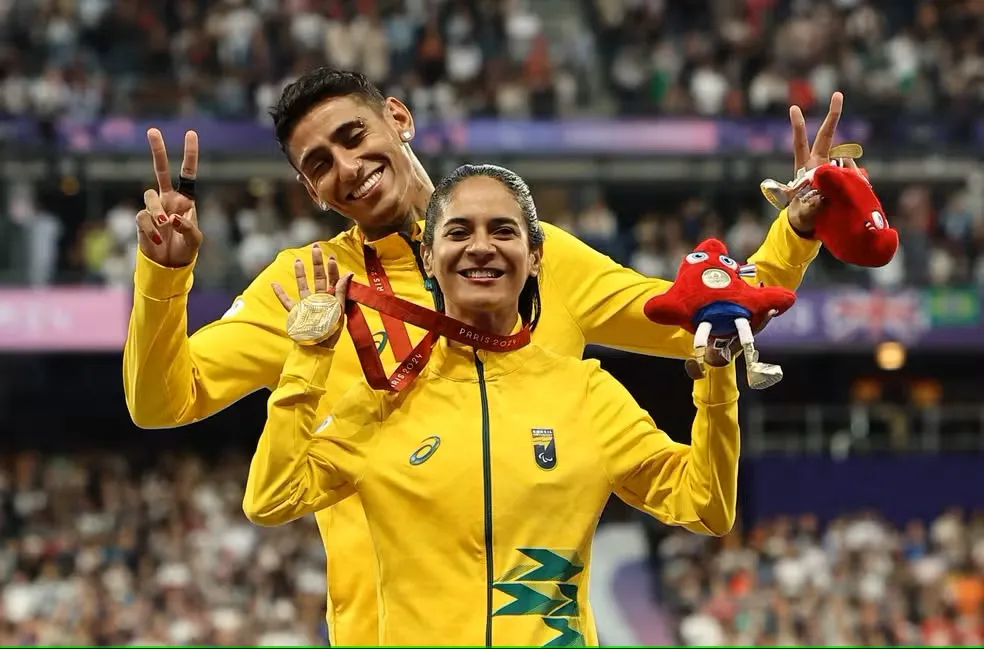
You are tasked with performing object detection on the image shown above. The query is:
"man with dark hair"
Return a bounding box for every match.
[125,67,842,645]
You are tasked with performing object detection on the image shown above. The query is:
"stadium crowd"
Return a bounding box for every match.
[2,0,982,122]
[659,509,984,646]
[3,451,983,646]
[1,0,983,289]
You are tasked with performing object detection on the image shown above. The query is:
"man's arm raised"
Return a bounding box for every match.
[124,128,297,428]
[542,93,845,359]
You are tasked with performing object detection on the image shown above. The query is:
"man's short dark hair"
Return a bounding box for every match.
[270,67,386,151]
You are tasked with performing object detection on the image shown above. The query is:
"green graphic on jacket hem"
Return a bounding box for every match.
[542,617,586,647]
[492,548,585,646]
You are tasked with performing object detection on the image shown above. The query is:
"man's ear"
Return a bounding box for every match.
[529,245,543,278]
[384,97,414,140]
[420,243,434,278]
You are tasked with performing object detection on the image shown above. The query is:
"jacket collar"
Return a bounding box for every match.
[425,318,536,382]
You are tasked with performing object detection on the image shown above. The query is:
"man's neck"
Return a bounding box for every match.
[360,181,430,241]
[361,212,418,242]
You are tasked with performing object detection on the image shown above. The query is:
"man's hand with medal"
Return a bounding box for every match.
[273,244,352,349]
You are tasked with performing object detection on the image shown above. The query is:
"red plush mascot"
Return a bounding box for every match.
[760,143,899,267]
[644,239,796,390]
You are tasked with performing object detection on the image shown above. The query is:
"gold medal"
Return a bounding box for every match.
[286,293,343,345]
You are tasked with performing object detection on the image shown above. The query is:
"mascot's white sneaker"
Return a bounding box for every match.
[747,361,784,390]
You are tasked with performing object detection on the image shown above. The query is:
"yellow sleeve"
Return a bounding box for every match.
[540,212,818,358]
[587,361,740,536]
[242,345,378,526]
[123,249,295,429]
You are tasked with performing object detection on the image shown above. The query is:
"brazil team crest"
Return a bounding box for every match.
[531,428,556,470]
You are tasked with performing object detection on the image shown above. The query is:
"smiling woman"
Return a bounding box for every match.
[243,163,743,647]
[420,164,545,337]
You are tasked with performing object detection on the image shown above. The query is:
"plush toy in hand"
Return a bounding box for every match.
[760,143,899,268]
[644,239,797,390]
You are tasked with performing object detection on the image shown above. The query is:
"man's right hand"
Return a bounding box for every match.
[135,128,203,268]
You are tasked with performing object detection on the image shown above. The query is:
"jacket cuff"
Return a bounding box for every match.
[694,364,740,406]
[134,249,196,300]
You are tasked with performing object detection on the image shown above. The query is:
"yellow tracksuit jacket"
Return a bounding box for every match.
[243,336,740,647]
[124,211,818,645]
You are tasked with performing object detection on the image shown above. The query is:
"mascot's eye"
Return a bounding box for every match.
[718,255,738,269]
[685,252,708,264]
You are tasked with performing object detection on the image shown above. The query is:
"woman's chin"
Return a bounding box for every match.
[446,295,512,321]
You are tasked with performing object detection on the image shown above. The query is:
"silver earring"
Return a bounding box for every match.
[402,130,412,141]
[318,200,328,211]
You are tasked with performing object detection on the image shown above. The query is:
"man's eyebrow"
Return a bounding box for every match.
[297,119,366,168]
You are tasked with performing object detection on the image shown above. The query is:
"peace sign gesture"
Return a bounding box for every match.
[790,92,844,175]
[135,128,203,268]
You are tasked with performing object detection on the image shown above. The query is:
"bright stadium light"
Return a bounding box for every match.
[875,341,906,371]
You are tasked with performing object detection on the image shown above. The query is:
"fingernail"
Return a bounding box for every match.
[152,233,162,245]
[156,214,168,226]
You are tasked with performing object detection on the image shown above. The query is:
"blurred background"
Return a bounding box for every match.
[1,0,984,645]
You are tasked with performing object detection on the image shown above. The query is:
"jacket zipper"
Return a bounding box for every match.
[475,352,494,647]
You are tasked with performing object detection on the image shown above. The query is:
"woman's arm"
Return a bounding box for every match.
[589,361,740,536]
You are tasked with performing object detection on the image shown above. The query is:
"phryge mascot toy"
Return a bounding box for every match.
[760,143,899,267]
[644,239,797,390]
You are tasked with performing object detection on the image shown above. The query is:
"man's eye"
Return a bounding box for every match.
[346,131,366,147]
[447,228,468,238]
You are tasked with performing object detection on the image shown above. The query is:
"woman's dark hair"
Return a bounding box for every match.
[422,164,545,331]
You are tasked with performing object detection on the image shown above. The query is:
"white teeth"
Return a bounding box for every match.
[352,170,382,199]
[462,269,500,278]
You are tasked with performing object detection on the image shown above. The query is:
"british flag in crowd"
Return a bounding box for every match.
[823,290,930,342]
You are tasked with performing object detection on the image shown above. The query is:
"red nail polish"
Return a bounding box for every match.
[152,233,162,245]
[157,214,168,226]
